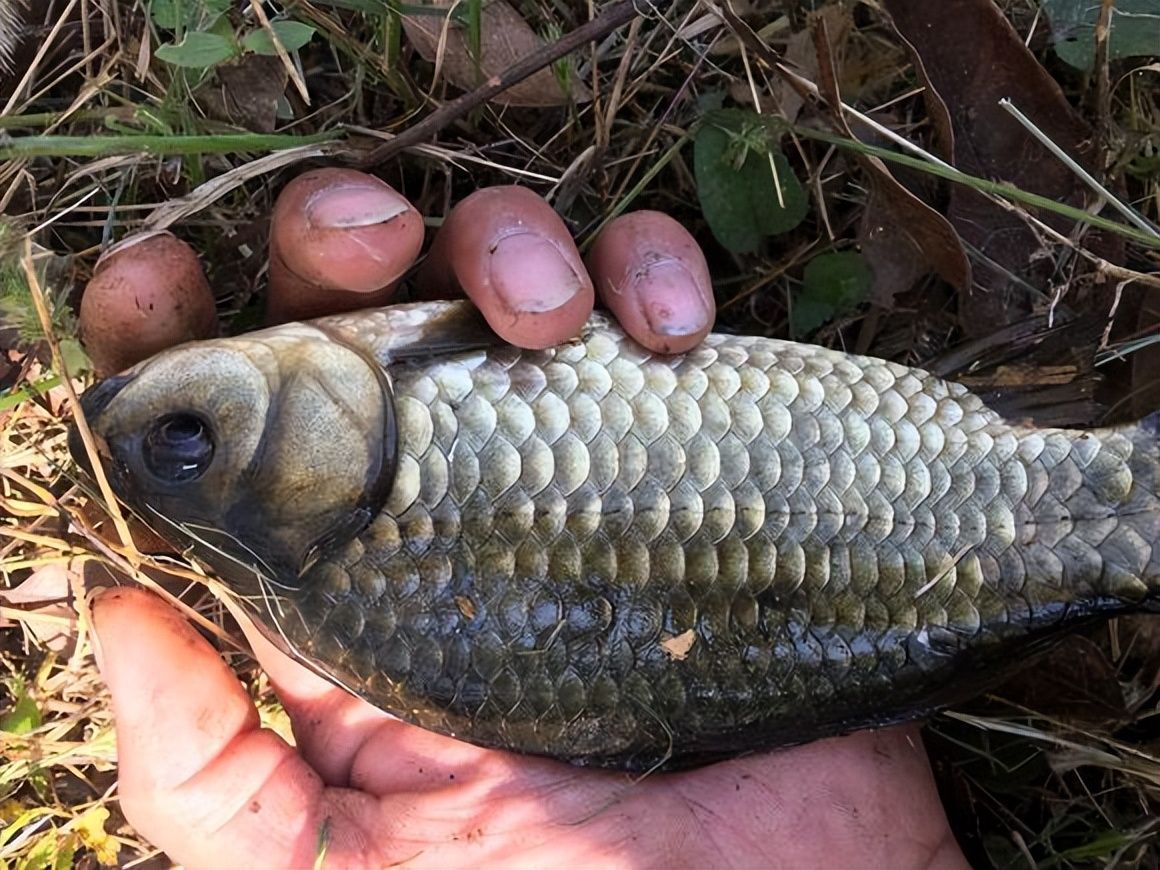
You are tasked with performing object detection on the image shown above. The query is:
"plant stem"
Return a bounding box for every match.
[1,130,343,160]
[782,122,1160,249]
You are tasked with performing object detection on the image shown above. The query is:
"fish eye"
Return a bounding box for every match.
[143,413,214,483]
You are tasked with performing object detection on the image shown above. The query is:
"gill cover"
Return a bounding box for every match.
[73,325,397,586]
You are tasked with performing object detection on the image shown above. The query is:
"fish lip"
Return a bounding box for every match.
[69,373,134,475]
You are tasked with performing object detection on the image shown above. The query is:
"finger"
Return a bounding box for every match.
[418,186,594,348]
[226,600,396,788]
[585,211,714,354]
[266,168,424,324]
[79,231,218,375]
[90,587,373,867]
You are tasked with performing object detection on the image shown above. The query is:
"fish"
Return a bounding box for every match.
[71,300,1160,771]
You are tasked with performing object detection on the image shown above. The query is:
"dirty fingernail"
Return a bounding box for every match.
[306,184,412,229]
[632,260,711,336]
[490,234,580,313]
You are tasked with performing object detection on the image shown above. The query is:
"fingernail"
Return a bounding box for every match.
[490,234,580,313]
[632,260,712,336]
[306,184,412,229]
[87,586,113,673]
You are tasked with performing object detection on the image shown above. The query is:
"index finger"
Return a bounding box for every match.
[417,186,594,349]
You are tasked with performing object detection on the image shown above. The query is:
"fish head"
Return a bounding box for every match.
[69,325,396,586]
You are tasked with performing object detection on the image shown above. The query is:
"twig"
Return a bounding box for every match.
[249,0,310,104]
[356,0,644,169]
[1093,0,1114,139]
[19,237,136,556]
[1011,201,1160,292]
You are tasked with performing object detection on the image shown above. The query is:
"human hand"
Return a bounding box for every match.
[92,587,964,869]
[79,169,716,374]
[82,170,967,868]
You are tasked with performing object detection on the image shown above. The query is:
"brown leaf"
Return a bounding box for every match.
[403,1,590,107]
[927,314,1103,426]
[0,563,79,653]
[454,595,476,620]
[885,0,1123,335]
[889,25,954,162]
[197,54,289,133]
[771,6,852,125]
[808,12,970,305]
[1130,291,1160,419]
[858,163,971,303]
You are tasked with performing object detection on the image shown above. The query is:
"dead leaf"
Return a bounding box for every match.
[928,313,1104,426]
[454,595,476,620]
[993,634,1130,731]
[197,54,288,133]
[1,563,79,653]
[771,7,851,126]
[1130,290,1160,418]
[858,166,971,304]
[808,12,970,307]
[959,363,1079,389]
[402,1,590,107]
[660,629,696,660]
[885,0,1124,335]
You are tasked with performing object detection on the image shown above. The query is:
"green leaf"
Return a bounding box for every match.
[694,89,726,114]
[1,688,41,735]
[694,108,808,253]
[155,30,239,68]
[50,838,77,870]
[207,12,236,40]
[58,337,91,375]
[17,832,57,870]
[1041,0,1160,70]
[241,21,318,56]
[149,0,231,31]
[791,251,872,337]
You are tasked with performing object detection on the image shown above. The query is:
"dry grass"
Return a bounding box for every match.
[2,0,1159,866]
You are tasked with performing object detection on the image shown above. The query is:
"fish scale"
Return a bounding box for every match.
[75,302,1160,770]
[232,307,1155,768]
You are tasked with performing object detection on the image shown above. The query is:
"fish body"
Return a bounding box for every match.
[74,301,1160,770]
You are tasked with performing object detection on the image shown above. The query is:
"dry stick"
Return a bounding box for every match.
[356,0,643,169]
[20,239,134,555]
[1093,0,1114,143]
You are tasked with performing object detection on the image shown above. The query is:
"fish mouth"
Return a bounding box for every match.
[69,373,134,477]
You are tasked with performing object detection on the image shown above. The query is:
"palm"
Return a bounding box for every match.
[307,709,962,869]
[96,587,964,868]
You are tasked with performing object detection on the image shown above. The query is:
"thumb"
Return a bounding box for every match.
[91,587,341,868]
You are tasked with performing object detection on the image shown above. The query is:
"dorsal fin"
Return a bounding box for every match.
[311,300,503,366]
